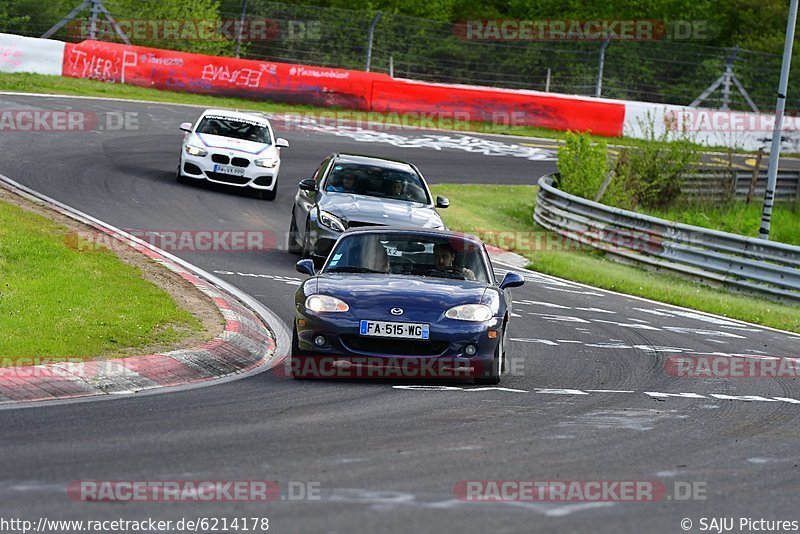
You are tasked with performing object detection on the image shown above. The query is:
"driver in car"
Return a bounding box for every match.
[387,179,407,200]
[433,242,476,281]
[327,172,358,193]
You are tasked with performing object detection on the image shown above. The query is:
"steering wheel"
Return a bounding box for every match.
[437,265,462,274]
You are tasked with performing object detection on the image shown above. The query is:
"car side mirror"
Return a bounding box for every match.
[179,122,193,132]
[296,259,316,276]
[436,196,450,208]
[499,271,524,289]
[298,179,317,191]
[275,137,289,148]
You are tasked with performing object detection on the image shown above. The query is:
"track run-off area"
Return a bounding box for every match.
[1,94,800,534]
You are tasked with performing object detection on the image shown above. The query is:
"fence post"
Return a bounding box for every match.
[595,37,611,97]
[746,147,764,203]
[389,55,394,77]
[545,68,551,92]
[365,12,382,72]
[234,0,248,59]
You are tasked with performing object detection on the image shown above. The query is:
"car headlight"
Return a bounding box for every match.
[185,145,207,157]
[254,157,278,168]
[305,295,349,313]
[446,304,493,322]
[318,210,346,232]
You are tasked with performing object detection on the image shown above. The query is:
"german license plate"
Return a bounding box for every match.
[359,320,430,339]
[213,164,245,176]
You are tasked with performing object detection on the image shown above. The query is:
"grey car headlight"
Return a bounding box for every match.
[185,145,207,157]
[254,157,278,168]
[446,304,493,322]
[305,295,350,312]
[318,210,346,232]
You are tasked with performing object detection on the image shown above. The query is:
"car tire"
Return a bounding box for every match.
[260,184,277,201]
[301,220,313,260]
[475,333,502,385]
[289,326,305,379]
[176,165,189,184]
[288,209,302,254]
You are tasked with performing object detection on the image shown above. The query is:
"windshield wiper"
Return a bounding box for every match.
[325,266,386,274]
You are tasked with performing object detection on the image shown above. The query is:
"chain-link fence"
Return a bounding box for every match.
[2,0,793,112]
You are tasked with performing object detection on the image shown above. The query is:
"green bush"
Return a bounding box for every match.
[612,116,701,209]
[556,131,608,199]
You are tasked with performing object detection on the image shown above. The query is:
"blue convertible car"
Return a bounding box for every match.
[290,228,524,383]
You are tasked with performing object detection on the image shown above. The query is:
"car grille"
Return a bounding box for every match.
[253,176,274,187]
[346,220,384,229]
[341,335,448,356]
[232,157,250,168]
[211,154,229,164]
[205,171,250,185]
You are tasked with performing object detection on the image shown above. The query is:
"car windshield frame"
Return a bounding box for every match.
[321,162,432,205]
[321,232,491,284]
[196,115,273,144]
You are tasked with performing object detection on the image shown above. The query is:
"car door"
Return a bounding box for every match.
[294,155,333,234]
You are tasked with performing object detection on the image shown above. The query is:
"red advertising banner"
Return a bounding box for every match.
[62,40,625,135]
[62,40,384,109]
[369,79,625,136]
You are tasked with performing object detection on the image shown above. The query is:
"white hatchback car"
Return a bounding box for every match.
[178,109,288,200]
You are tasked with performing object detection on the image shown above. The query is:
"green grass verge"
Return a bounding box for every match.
[0,199,200,364]
[430,183,800,333]
[647,199,800,247]
[0,72,757,154]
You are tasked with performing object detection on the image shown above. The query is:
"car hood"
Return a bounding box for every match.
[189,133,274,156]
[319,194,444,228]
[310,274,487,316]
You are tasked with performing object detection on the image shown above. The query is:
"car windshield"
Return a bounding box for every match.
[323,164,430,204]
[324,232,490,283]
[196,116,272,144]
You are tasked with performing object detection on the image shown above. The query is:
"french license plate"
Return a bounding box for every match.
[359,320,430,340]
[213,164,245,176]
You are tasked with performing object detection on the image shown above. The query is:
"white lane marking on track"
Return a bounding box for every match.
[662,327,746,339]
[393,386,800,405]
[585,343,633,349]
[635,308,763,332]
[515,300,571,309]
[590,319,660,330]
[276,117,557,160]
[511,338,559,345]
[528,313,591,323]
[542,286,605,296]
[213,270,302,287]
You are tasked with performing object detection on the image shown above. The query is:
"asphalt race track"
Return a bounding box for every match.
[2,94,800,534]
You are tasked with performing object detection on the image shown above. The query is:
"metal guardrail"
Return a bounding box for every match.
[683,169,800,200]
[534,174,800,301]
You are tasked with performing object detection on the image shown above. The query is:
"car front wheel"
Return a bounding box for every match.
[475,334,502,385]
[288,209,302,254]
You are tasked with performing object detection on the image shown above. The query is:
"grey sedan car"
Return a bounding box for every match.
[288,154,449,262]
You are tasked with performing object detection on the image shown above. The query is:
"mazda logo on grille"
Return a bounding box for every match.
[390,308,404,316]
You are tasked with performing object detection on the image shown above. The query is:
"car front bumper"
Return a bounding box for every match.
[291,312,502,379]
[181,152,279,191]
